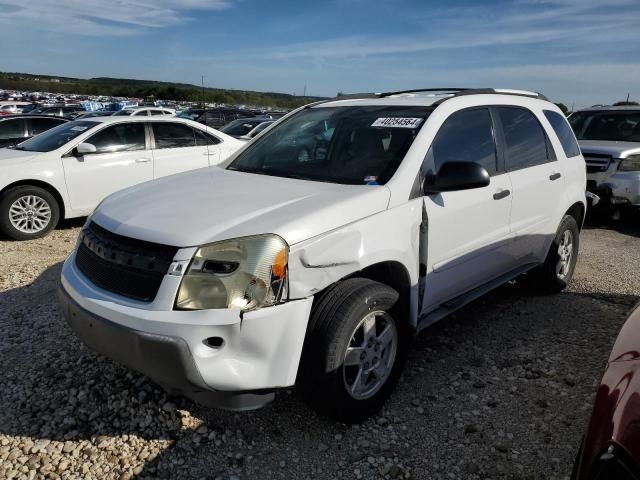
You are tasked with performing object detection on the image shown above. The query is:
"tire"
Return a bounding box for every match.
[529,215,580,293]
[0,186,60,240]
[297,278,409,423]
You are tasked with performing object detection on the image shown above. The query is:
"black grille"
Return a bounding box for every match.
[75,222,179,302]
[584,153,612,173]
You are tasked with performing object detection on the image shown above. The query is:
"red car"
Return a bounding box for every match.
[573,303,640,479]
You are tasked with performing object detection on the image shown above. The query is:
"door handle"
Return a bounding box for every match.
[549,172,562,181]
[493,189,511,200]
[135,158,151,163]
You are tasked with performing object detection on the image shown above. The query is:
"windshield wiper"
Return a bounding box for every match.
[228,166,312,180]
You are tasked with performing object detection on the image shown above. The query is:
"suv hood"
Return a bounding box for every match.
[91,167,391,247]
[579,140,640,158]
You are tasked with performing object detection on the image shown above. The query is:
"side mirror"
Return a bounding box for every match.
[424,161,490,194]
[75,142,97,155]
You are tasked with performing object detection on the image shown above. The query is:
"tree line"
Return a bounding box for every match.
[0,72,320,109]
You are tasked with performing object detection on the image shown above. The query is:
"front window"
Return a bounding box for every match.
[227,106,431,185]
[569,110,640,142]
[14,121,97,152]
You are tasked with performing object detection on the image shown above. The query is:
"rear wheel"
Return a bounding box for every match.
[0,186,60,240]
[298,278,409,423]
[529,215,579,293]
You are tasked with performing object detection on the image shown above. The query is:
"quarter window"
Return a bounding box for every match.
[428,108,497,175]
[543,110,581,158]
[497,107,550,170]
[152,123,196,148]
[194,128,220,146]
[87,123,146,154]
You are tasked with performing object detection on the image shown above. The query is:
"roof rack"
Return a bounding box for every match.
[377,88,471,97]
[310,88,549,108]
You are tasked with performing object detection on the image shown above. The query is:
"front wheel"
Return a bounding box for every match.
[0,186,60,240]
[297,278,409,423]
[529,215,580,293]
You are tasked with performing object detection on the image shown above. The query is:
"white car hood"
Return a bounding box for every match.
[91,167,391,247]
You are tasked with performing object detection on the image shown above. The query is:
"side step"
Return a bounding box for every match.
[416,263,537,333]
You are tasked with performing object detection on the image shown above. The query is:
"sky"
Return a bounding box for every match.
[0,0,638,108]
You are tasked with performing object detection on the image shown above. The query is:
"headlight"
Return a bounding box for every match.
[618,155,640,172]
[175,234,288,311]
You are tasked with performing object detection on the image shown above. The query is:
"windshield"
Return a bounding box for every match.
[113,110,134,116]
[15,120,97,152]
[569,110,640,142]
[227,106,431,185]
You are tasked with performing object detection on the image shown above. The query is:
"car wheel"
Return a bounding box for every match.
[0,186,60,240]
[529,215,580,293]
[297,278,409,423]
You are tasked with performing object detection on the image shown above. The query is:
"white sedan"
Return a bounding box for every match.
[0,116,244,240]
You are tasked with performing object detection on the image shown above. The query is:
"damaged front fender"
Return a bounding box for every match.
[288,200,423,326]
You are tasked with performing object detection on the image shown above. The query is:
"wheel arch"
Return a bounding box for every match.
[0,179,66,221]
[332,260,416,331]
[565,201,586,230]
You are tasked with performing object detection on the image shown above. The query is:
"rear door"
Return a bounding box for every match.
[150,122,210,178]
[62,122,153,211]
[421,107,514,312]
[495,107,568,265]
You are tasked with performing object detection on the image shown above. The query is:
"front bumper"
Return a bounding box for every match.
[59,254,313,410]
[587,172,640,207]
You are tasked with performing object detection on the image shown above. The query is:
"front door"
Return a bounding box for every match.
[421,107,514,313]
[62,122,153,212]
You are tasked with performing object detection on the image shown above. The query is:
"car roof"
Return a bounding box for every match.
[77,116,201,125]
[316,88,551,109]
[1,114,70,120]
[575,106,640,112]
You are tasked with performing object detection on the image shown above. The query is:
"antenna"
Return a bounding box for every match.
[201,75,205,108]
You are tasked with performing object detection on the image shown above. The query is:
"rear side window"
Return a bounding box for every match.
[497,107,550,170]
[152,123,196,148]
[544,110,581,158]
[428,108,497,175]
[30,117,65,135]
[88,123,146,154]
[0,119,25,139]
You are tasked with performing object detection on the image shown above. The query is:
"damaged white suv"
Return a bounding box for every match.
[59,88,587,422]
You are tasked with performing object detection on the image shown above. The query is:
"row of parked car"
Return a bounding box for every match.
[0,103,283,148]
[1,88,639,478]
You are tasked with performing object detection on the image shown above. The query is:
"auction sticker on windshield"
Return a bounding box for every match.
[371,117,423,128]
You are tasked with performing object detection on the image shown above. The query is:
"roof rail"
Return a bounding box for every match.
[434,88,549,103]
[309,87,549,108]
[378,88,471,97]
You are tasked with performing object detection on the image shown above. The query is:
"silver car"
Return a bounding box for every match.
[569,106,640,209]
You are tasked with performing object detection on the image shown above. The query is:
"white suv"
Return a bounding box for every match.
[59,88,586,422]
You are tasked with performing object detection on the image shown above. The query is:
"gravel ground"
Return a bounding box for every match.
[0,214,638,480]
